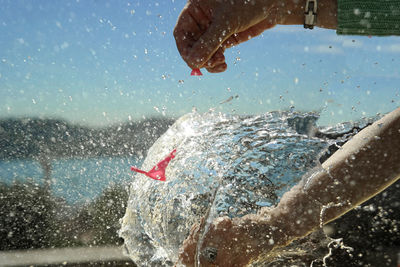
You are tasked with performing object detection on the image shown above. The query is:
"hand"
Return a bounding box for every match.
[173,0,337,73]
[178,215,277,266]
[173,0,279,73]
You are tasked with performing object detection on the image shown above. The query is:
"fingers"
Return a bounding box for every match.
[222,18,276,49]
[202,19,276,73]
[174,2,276,72]
[174,3,212,69]
[204,48,224,67]
[174,1,233,69]
[188,18,232,68]
[199,18,272,74]
[173,6,200,64]
[206,63,227,73]
[178,216,261,266]
[205,48,227,73]
[188,3,211,32]
[198,217,253,266]
[178,222,200,266]
[178,216,233,266]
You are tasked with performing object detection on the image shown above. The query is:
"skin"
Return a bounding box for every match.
[173,0,338,73]
[178,107,400,266]
[174,1,399,265]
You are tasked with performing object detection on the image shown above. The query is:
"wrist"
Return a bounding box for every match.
[267,184,322,244]
[274,0,337,29]
[273,0,305,25]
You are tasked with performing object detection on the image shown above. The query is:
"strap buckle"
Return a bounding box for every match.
[304,0,317,29]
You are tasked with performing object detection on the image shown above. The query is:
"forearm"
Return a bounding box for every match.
[181,109,400,265]
[199,108,400,264]
[268,107,400,245]
[308,107,400,222]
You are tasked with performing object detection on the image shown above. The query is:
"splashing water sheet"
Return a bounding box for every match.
[119,110,380,266]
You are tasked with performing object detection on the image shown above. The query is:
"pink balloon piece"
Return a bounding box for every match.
[131,149,177,181]
[191,68,203,76]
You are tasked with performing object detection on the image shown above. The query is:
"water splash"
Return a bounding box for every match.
[119,110,373,266]
[322,238,354,266]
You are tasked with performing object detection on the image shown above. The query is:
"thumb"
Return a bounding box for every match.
[188,20,233,68]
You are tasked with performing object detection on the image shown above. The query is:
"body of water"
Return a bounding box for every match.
[0,157,142,204]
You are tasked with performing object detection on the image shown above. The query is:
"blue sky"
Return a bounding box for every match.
[1,0,399,127]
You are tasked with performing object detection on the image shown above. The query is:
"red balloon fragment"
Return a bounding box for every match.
[191,68,203,76]
[131,149,177,181]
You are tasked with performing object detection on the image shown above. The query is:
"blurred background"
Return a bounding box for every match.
[0,0,399,266]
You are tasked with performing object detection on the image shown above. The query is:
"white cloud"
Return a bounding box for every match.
[321,34,364,48]
[386,44,400,52]
[342,39,363,48]
[373,43,400,53]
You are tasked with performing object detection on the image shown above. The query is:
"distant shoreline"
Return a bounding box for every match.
[0,117,175,160]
